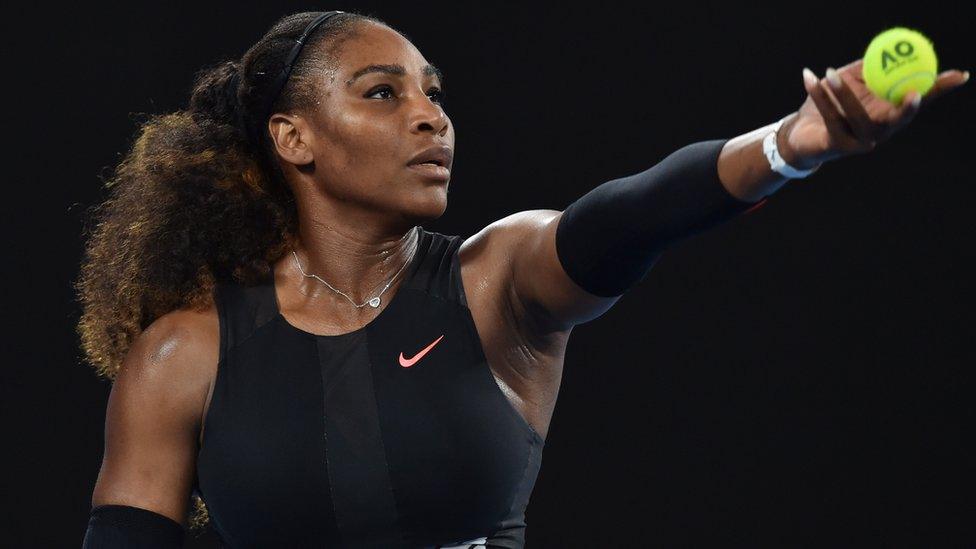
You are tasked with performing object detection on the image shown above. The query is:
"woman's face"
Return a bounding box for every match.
[280,21,454,226]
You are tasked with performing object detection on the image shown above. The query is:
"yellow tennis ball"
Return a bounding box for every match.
[862,27,938,105]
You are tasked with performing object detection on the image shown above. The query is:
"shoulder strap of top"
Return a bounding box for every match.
[449,232,470,308]
[212,275,278,366]
[402,227,468,306]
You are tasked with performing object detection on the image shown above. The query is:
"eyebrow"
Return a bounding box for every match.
[345,63,444,86]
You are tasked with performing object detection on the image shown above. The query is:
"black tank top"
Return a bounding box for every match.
[193,227,545,548]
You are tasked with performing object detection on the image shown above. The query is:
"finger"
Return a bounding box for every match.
[917,69,970,105]
[816,73,845,115]
[825,66,877,145]
[803,68,860,150]
[836,58,864,76]
[885,90,922,129]
[885,70,967,127]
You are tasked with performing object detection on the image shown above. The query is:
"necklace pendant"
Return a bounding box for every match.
[368,297,381,308]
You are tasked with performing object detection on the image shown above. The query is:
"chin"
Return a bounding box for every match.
[401,185,449,223]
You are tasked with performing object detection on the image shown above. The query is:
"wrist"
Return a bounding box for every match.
[776,112,823,170]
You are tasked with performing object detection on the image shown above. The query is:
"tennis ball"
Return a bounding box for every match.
[862,27,938,105]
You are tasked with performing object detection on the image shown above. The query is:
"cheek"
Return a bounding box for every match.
[331,113,401,167]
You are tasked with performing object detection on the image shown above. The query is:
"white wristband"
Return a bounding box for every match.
[763,117,822,179]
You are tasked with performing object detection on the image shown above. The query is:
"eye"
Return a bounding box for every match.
[364,84,447,105]
[427,87,447,105]
[365,85,395,100]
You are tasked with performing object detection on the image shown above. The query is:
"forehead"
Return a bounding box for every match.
[335,22,429,74]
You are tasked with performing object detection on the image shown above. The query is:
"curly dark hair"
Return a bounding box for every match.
[74,9,395,531]
[74,12,402,379]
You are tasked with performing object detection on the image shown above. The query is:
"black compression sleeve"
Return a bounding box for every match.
[554,139,767,297]
[82,505,184,548]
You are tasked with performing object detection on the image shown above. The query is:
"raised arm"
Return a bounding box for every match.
[83,308,218,547]
[505,61,966,331]
[503,136,772,332]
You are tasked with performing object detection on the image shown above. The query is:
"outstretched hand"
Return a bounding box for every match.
[780,59,968,167]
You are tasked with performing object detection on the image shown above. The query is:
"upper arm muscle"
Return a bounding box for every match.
[90,306,218,525]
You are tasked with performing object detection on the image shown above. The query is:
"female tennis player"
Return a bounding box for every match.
[77,10,966,548]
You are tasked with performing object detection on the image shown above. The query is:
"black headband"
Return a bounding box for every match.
[256,10,344,141]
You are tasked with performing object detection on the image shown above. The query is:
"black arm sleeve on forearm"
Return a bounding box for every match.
[554,138,767,298]
[82,505,184,548]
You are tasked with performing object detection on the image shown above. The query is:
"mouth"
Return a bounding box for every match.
[406,145,453,182]
[406,162,451,182]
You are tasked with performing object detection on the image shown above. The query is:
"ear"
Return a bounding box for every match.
[267,113,314,167]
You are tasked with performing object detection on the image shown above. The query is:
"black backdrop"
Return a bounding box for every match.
[6,2,973,546]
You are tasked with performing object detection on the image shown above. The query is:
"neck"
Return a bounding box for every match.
[286,218,419,306]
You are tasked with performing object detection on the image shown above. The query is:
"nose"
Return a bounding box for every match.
[408,93,449,136]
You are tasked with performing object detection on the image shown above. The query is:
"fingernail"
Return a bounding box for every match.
[802,67,817,88]
[826,67,842,90]
[911,93,922,108]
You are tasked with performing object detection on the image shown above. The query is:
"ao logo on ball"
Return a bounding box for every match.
[879,40,918,75]
[862,27,938,105]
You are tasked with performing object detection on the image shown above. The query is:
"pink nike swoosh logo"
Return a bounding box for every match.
[399,334,445,368]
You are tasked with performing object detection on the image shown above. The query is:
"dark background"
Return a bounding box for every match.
[5,1,973,546]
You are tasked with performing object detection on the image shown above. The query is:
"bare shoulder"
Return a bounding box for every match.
[460,209,560,252]
[90,300,219,524]
[459,209,618,333]
[457,209,560,285]
[457,209,561,317]
[114,303,220,412]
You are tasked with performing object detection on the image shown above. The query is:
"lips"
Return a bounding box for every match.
[407,145,452,182]
[407,163,451,181]
[407,145,453,169]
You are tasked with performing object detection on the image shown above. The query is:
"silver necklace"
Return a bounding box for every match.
[291,227,418,309]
